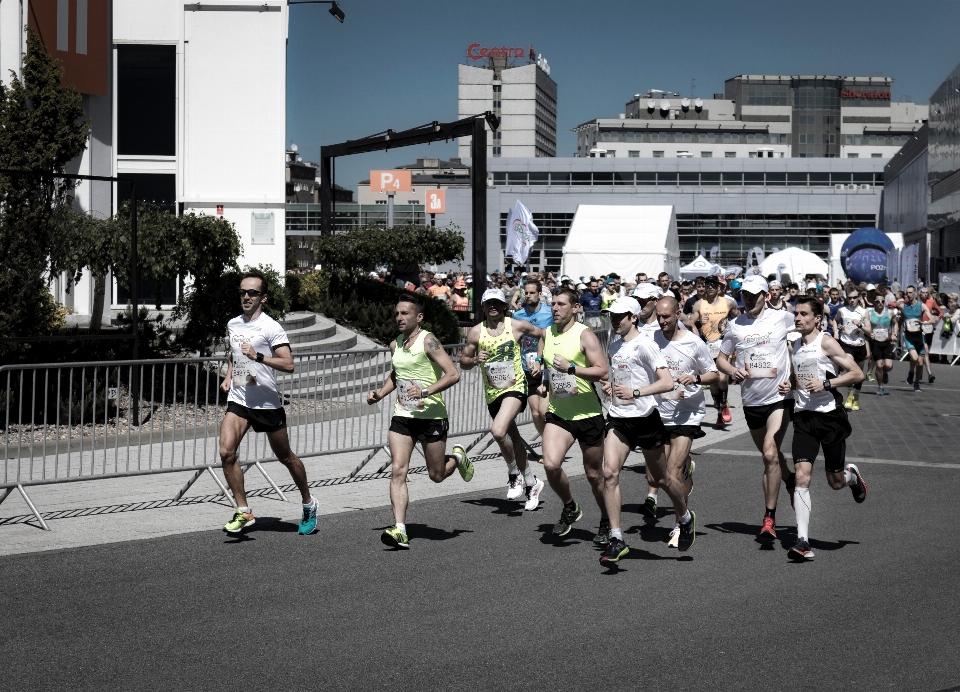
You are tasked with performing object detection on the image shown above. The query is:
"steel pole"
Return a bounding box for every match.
[471,118,487,319]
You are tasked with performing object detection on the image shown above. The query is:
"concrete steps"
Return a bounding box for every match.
[280,312,358,353]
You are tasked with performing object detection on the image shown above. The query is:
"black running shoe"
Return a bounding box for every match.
[929,374,936,383]
[678,511,696,552]
[553,502,582,536]
[788,538,815,561]
[599,537,629,565]
[639,496,658,518]
[847,464,867,503]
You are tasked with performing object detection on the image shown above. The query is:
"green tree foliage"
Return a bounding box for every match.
[0,29,90,352]
[313,223,465,276]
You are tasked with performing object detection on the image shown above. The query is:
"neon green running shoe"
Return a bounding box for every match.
[453,445,474,482]
[223,508,255,533]
[381,525,410,549]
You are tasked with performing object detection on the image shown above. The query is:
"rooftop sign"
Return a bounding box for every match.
[841,90,890,99]
[467,43,534,61]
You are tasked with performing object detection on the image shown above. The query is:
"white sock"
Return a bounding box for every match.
[507,461,519,475]
[453,451,464,466]
[679,509,692,524]
[844,468,857,486]
[239,506,250,513]
[647,492,658,501]
[522,466,536,485]
[395,522,406,534]
[794,487,811,540]
[303,497,315,508]
[610,527,623,540]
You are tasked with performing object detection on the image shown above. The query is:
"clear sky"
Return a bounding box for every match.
[286,0,960,194]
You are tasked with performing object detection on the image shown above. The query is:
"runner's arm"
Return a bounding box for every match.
[421,333,461,396]
[689,301,704,338]
[727,297,740,319]
[550,329,608,382]
[367,343,398,404]
[820,334,865,389]
[716,349,748,382]
[239,340,294,374]
[458,324,483,370]
[221,354,233,392]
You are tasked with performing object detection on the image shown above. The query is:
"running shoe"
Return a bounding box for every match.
[667,525,680,548]
[882,371,889,384]
[506,473,525,501]
[788,538,815,561]
[593,520,612,545]
[876,386,885,396]
[914,383,922,393]
[553,502,582,537]
[381,525,409,549]
[599,537,630,565]
[639,496,658,518]
[678,511,696,552]
[866,373,875,382]
[453,445,474,482]
[907,370,914,385]
[298,498,318,536]
[223,508,255,533]
[784,472,796,510]
[843,391,855,410]
[929,374,936,384]
[759,515,777,539]
[851,395,860,412]
[683,459,696,496]
[719,404,732,424]
[847,464,868,504]
[524,478,544,511]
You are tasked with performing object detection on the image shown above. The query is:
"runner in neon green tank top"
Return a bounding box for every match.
[461,289,545,510]
[538,288,609,539]
[367,295,474,550]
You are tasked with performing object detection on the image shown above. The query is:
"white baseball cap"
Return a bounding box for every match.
[741,275,769,295]
[806,282,819,291]
[633,283,663,300]
[576,282,587,290]
[481,288,507,304]
[605,296,641,315]
[769,280,782,288]
[866,283,876,290]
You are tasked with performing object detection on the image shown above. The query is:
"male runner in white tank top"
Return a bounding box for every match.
[780,296,868,561]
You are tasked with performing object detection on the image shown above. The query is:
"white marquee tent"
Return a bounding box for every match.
[760,247,829,282]
[680,255,723,279]
[560,205,680,280]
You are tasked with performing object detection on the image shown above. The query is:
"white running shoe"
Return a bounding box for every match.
[506,474,525,501]
[524,478,544,511]
[667,525,680,548]
[683,459,696,497]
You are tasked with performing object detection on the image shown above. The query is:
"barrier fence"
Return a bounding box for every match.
[1,316,612,529]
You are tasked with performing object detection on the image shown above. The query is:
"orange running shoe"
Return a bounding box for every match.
[759,515,777,539]
[720,404,732,424]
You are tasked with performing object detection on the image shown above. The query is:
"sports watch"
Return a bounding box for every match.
[632,388,641,399]
[823,379,832,390]
[256,352,265,363]
[567,364,576,375]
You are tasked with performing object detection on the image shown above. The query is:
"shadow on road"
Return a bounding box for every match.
[461,497,524,516]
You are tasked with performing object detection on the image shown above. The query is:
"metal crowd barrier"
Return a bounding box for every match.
[1,317,611,530]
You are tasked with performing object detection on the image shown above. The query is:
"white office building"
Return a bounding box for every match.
[0,0,287,315]
[458,54,557,159]
[576,75,927,161]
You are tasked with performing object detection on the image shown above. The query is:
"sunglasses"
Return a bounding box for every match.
[238,289,263,298]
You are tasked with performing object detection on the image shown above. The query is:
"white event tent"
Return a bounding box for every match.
[760,247,829,282]
[680,255,723,279]
[560,205,679,280]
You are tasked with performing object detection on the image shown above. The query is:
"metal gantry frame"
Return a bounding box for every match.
[318,113,499,318]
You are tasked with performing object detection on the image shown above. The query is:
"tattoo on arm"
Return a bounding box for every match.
[427,336,441,351]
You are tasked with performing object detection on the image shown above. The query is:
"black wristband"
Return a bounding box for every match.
[823,378,832,390]
[695,374,702,384]
[256,352,264,363]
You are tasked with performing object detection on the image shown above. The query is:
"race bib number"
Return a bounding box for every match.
[611,368,632,407]
[707,339,722,359]
[231,364,253,388]
[794,356,818,391]
[660,376,685,401]
[484,361,516,390]
[872,327,888,342]
[524,352,538,371]
[745,345,777,378]
[922,323,934,334]
[906,318,921,332]
[551,370,578,398]
[396,379,425,411]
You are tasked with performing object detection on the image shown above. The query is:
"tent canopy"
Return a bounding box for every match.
[680,255,723,279]
[560,205,679,280]
[760,247,829,282]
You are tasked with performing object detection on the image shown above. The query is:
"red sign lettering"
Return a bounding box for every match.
[467,43,527,61]
[840,89,891,99]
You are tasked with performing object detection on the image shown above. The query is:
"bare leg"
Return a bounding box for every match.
[646,447,687,517]
[219,412,252,507]
[601,432,632,531]
[387,431,414,525]
[748,408,790,510]
[420,437,460,482]
[529,390,548,439]
[266,426,311,504]
[580,439,606,515]
[664,434,694,521]
[542,423,575,504]
[490,396,527,473]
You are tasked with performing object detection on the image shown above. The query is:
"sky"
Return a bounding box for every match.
[286,0,960,194]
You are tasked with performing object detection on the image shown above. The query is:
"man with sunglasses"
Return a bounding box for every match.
[863,295,898,395]
[689,276,739,428]
[220,271,319,535]
[831,288,868,412]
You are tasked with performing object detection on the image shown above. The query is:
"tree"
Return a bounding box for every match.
[0,29,90,351]
[313,223,466,276]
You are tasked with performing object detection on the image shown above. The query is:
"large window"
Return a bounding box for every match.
[117,45,176,156]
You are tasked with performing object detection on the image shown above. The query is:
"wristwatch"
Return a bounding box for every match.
[632,388,641,399]
[422,387,431,398]
[695,374,702,385]
[567,364,576,375]
[823,378,832,390]
[255,352,265,363]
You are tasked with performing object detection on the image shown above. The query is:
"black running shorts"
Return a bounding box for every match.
[545,412,605,447]
[226,402,286,433]
[605,411,666,451]
[525,372,544,394]
[663,424,706,440]
[792,408,852,473]
[487,391,528,419]
[870,339,894,361]
[743,399,794,431]
[904,331,925,355]
[389,416,449,443]
[840,342,867,363]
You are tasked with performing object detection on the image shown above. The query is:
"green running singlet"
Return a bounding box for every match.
[543,321,602,421]
[392,330,448,419]
[478,317,527,404]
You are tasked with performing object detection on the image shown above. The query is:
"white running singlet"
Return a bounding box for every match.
[836,306,867,347]
[226,312,290,409]
[720,308,795,407]
[607,333,668,419]
[653,330,717,426]
[792,331,840,413]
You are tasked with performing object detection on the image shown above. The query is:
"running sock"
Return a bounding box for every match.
[854,381,862,391]
[522,466,536,485]
[679,509,692,525]
[764,507,776,519]
[452,451,464,466]
[794,487,811,541]
[647,492,659,501]
[844,468,858,486]
[507,461,519,475]
[564,500,577,510]
[303,497,315,508]
[610,528,623,540]
[239,506,251,514]
[395,522,406,534]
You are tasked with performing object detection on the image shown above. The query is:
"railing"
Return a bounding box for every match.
[1,316,611,530]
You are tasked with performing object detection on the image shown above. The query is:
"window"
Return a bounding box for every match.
[701,151,713,158]
[606,150,616,157]
[637,172,656,185]
[725,151,736,158]
[847,153,859,158]
[628,150,640,157]
[871,153,883,158]
[492,146,501,157]
[117,45,176,155]
[749,152,757,158]
[653,150,664,157]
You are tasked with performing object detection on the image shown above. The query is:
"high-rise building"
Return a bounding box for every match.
[458,47,557,159]
[575,75,927,160]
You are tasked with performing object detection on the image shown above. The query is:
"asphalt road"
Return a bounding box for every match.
[3,435,959,692]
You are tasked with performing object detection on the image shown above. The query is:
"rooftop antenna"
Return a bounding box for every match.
[691,77,696,98]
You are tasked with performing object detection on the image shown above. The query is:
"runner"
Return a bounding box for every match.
[539,288,610,540]
[783,296,868,561]
[653,296,720,549]
[460,288,545,511]
[824,287,843,337]
[920,287,943,384]
[717,275,796,540]
[831,288,869,412]
[219,271,319,535]
[366,295,475,549]
[633,282,665,339]
[511,279,555,459]
[598,297,681,565]
[689,276,740,428]
[901,286,934,393]
[766,280,792,312]
[863,294,898,395]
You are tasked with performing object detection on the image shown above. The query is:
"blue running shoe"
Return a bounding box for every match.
[298,497,319,535]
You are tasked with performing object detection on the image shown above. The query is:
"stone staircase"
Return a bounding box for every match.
[281,311,361,353]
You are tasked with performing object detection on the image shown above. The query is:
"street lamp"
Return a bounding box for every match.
[288,0,345,23]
